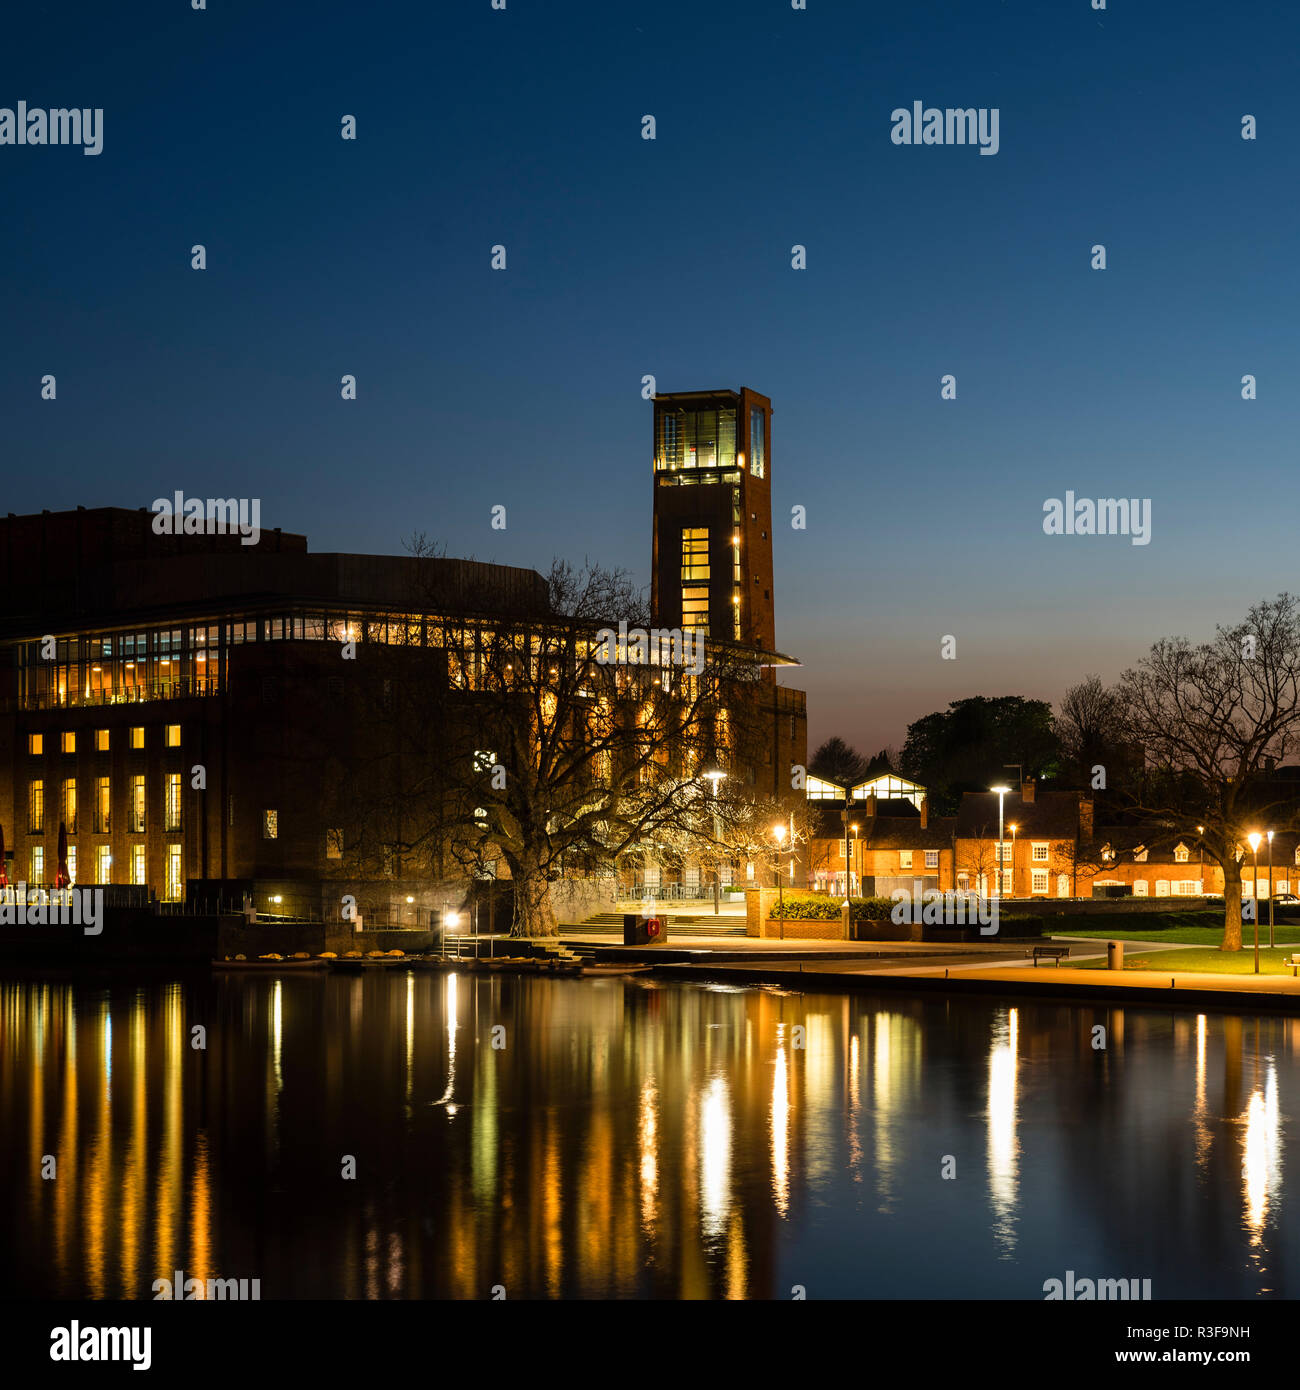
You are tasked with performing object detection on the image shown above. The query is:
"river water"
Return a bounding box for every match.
[0,969,1293,1299]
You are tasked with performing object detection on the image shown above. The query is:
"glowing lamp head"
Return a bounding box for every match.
[445,910,460,929]
[1248,832,1262,853]
[990,785,1011,796]
[773,824,787,845]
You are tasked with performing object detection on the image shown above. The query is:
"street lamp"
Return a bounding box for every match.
[851,822,860,898]
[1267,829,1275,948]
[1008,822,1018,900]
[990,786,1011,900]
[772,823,787,932]
[1247,832,1262,974]
[704,769,726,915]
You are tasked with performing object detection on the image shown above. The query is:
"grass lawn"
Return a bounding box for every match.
[1071,946,1300,975]
[1054,915,1300,947]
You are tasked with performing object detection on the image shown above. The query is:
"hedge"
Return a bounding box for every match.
[768,895,897,923]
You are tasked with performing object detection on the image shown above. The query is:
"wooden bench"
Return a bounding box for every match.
[1288,953,1300,978]
[1030,944,1070,967]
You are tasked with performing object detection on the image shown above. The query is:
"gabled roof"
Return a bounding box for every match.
[955,790,1084,840]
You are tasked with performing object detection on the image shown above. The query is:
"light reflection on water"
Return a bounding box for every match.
[0,971,1295,1299]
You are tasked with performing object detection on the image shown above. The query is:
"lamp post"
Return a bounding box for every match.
[1008,823,1018,900]
[851,822,860,898]
[1268,829,1274,948]
[773,823,787,936]
[1247,832,1262,974]
[704,769,726,915]
[1197,825,1205,891]
[990,786,1011,901]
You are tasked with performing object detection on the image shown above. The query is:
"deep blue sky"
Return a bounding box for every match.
[2,1,1296,754]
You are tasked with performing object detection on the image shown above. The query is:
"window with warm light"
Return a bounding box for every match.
[94,776,111,833]
[95,729,109,752]
[130,775,145,833]
[924,849,939,869]
[164,774,181,832]
[61,732,75,754]
[325,829,343,859]
[262,809,278,840]
[28,733,43,755]
[30,846,44,884]
[28,779,44,834]
[131,844,146,886]
[899,850,913,869]
[165,724,181,748]
[96,845,112,884]
[61,778,77,834]
[1031,842,1049,862]
[131,726,145,750]
[166,845,182,901]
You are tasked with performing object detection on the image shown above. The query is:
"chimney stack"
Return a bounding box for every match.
[919,795,929,830]
[1021,779,1036,804]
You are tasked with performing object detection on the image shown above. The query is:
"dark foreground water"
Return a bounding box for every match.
[0,969,1294,1299]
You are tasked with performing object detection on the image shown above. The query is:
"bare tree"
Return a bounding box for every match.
[1057,675,1126,785]
[1118,594,1300,950]
[341,551,779,937]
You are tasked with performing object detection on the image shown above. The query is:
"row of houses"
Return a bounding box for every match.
[805,775,1299,901]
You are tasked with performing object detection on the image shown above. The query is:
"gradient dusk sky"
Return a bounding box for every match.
[2,1,1297,753]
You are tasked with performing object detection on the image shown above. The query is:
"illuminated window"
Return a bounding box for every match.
[1134,879,1148,896]
[681,528,710,583]
[166,845,182,901]
[165,724,181,748]
[29,779,44,834]
[61,732,75,754]
[924,849,939,869]
[130,775,145,833]
[61,778,77,834]
[899,850,913,869]
[66,845,77,884]
[262,808,278,840]
[28,733,42,755]
[162,774,181,831]
[131,844,146,886]
[1174,845,1189,863]
[94,776,111,833]
[131,726,145,749]
[96,845,112,884]
[1031,870,1049,894]
[1031,842,1049,862]
[30,846,44,883]
[325,828,343,859]
[96,729,109,752]
[681,586,710,631]
[749,408,765,478]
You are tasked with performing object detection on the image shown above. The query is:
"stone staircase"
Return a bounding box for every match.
[563,911,748,939]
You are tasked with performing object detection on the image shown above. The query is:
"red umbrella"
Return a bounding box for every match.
[0,822,7,888]
[55,822,70,889]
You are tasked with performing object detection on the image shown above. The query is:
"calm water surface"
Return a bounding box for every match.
[0,969,1294,1299]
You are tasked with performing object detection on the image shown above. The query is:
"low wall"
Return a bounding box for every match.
[0,909,435,963]
[761,916,845,941]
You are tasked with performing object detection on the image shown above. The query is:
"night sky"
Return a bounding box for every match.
[2,1,1295,753]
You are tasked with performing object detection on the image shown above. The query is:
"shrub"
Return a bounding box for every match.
[768,894,897,922]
